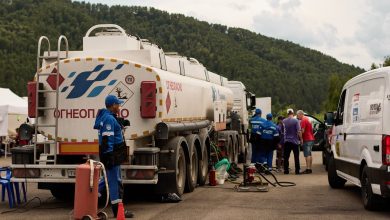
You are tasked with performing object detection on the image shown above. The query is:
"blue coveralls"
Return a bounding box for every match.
[258,120,279,169]
[94,109,124,205]
[250,115,267,163]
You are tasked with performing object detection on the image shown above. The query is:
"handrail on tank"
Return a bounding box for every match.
[84,24,127,37]
[36,36,50,72]
[57,35,69,60]
[53,35,69,164]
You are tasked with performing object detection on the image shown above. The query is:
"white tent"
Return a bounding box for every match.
[0,88,28,136]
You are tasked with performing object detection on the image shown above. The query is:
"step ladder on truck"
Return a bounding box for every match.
[33,35,69,165]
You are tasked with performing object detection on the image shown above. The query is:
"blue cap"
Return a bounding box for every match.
[255,108,262,115]
[266,113,273,120]
[105,95,124,107]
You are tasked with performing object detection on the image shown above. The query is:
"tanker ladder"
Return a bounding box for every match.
[33,35,69,165]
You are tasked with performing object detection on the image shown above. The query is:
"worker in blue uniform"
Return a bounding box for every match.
[250,108,267,163]
[94,95,134,218]
[259,113,280,170]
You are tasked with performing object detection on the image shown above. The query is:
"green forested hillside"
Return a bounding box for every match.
[0,0,363,112]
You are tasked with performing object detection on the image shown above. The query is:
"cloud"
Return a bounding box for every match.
[79,0,390,69]
[355,0,390,61]
[228,2,249,11]
[253,11,319,46]
[266,0,301,10]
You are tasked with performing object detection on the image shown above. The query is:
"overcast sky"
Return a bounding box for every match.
[80,0,390,70]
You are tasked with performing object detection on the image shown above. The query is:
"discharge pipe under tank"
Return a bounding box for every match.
[155,120,211,140]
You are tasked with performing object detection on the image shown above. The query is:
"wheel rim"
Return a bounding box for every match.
[177,148,185,190]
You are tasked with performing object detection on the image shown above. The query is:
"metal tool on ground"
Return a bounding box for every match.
[254,163,296,187]
[234,163,296,192]
[73,159,109,220]
[234,164,269,192]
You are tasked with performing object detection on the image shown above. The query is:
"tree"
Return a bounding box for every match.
[383,56,390,67]
[371,63,378,70]
[0,0,363,114]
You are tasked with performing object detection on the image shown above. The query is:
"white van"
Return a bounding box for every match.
[328,67,390,210]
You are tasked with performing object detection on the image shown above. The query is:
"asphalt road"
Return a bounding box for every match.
[0,152,389,220]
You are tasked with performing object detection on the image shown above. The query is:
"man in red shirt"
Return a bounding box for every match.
[297,110,315,174]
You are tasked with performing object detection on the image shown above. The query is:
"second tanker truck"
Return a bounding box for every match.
[11,24,256,198]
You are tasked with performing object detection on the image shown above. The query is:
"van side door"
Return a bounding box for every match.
[333,89,347,161]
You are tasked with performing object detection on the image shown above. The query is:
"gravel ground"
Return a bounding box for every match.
[0,152,389,220]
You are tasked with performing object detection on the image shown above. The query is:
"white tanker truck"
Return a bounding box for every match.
[11,24,256,199]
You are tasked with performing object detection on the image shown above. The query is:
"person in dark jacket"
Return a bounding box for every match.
[276,116,285,171]
[250,108,267,163]
[258,114,280,170]
[94,95,134,218]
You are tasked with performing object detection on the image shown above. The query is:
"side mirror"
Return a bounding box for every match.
[246,91,256,110]
[250,94,256,110]
[324,111,335,126]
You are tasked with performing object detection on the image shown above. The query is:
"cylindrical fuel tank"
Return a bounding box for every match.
[37,58,233,141]
[74,162,101,220]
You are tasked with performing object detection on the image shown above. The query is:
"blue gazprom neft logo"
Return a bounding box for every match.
[61,64,123,99]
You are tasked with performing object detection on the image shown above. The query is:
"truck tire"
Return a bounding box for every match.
[198,135,209,186]
[185,134,200,193]
[328,155,346,188]
[233,135,239,164]
[50,183,75,201]
[238,135,247,163]
[227,135,234,163]
[361,165,382,210]
[156,136,187,196]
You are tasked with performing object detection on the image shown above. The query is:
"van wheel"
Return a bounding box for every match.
[327,155,346,188]
[323,150,329,171]
[361,165,381,210]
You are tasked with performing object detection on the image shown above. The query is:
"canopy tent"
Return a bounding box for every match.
[0,88,28,136]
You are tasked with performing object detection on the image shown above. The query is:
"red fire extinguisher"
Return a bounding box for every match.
[209,166,217,186]
[73,160,109,220]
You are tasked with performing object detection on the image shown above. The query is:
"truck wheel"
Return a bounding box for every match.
[50,183,75,201]
[176,143,187,196]
[227,136,234,163]
[198,142,209,186]
[328,155,346,188]
[361,165,381,210]
[238,149,247,164]
[185,135,199,193]
[232,136,239,164]
[156,136,188,196]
